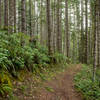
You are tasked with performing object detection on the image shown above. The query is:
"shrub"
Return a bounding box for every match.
[0,48,11,70]
[51,52,67,64]
[0,31,50,73]
[0,30,68,96]
[0,71,12,96]
[74,64,100,100]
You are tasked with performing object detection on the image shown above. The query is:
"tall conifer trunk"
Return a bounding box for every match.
[9,0,14,33]
[21,0,26,34]
[85,0,88,64]
[14,0,16,33]
[4,0,8,30]
[57,0,62,53]
[29,0,32,36]
[97,0,100,67]
[0,0,1,29]
[46,0,53,54]
[93,0,98,81]
[65,0,69,57]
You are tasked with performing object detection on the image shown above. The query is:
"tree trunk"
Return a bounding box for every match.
[57,0,62,53]
[85,0,88,64]
[4,0,8,30]
[21,0,26,34]
[9,0,14,33]
[46,0,53,55]
[14,0,16,33]
[40,0,43,44]
[53,0,57,52]
[29,0,32,36]
[93,0,98,81]
[18,0,21,32]
[0,0,1,29]
[65,0,69,57]
[97,0,100,67]
[80,0,84,63]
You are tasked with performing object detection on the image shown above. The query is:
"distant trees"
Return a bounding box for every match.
[0,0,64,55]
[0,0,99,72]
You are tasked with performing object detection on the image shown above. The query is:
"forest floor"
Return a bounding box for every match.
[38,64,83,100]
[5,64,83,100]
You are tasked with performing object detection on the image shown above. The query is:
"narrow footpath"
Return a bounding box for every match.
[8,64,83,100]
[38,64,83,100]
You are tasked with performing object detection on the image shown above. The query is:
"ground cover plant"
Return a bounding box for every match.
[0,31,68,97]
[74,64,100,100]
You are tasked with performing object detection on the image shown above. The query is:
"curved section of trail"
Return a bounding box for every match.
[38,64,83,100]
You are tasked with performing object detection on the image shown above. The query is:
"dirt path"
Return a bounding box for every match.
[38,64,83,100]
[5,64,83,100]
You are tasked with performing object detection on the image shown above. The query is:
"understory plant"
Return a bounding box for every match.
[0,71,12,96]
[0,30,68,96]
[74,64,100,100]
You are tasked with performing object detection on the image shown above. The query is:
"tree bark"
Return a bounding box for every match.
[4,0,8,30]
[0,0,1,28]
[85,0,88,64]
[97,0,100,67]
[14,0,16,33]
[46,0,53,55]
[18,0,21,32]
[80,0,84,63]
[93,0,98,81]
[29,0,32,36]
[21,0,26,34]
[9,0,14,33]
[65,0,69,57]
[57,0,62,53]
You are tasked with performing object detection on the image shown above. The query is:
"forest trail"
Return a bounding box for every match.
[12,64,83,100]
[37,64,83,100]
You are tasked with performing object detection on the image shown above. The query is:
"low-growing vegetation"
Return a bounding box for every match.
[74,64,100,100]
[0,31,68,97]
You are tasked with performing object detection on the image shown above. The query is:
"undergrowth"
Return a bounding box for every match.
[74,64,100,100]
[0,30,68,97]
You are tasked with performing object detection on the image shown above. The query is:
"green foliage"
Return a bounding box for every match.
[0,48,11,70]
[8,93,18,100]
[0,31,50,73]
[0,31,67,96]
[19,85,28,92]
[0,71,12,96]
[74,64,100,100]
[0,84,12,95]
[45,86,54,92]
[0,31,68,74]
[52,53,68,64]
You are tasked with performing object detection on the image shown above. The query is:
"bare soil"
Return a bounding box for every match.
[38,64,83,100]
